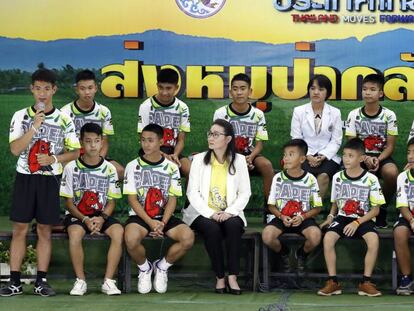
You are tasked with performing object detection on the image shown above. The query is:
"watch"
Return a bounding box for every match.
[101,212,109,220]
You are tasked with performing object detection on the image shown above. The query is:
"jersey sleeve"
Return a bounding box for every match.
[345,110,357,137]
[102,106,115,136]
[255,110,269,141]
[60,164,74,198]
[310,175,323,208]
[107,164,122,199]
[396,172,409,208]
[137,101,150,134]
[330,173,339,203]
[408,120,414,142]
[9,111,25,143]
[179,102,190,133]
[123,162,138,195]
[369,175,386,208]
[168,163,182,197]
[267,174,279,206]
[63,116,81,151]
[386,110,398,136]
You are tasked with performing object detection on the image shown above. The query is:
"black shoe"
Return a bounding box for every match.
[280,254,291,272]
[227,284,241,295]
[33,279,56,297]
[295,250,306,274]
[0,281,23,297]
[215,287,227,294]
[375,217,388,229]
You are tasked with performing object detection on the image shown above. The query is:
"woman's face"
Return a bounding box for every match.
[309,80,327,105]
[207,124,229,151]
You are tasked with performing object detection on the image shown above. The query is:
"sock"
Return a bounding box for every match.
[36,271,47,283]
[137,259,150,272]
[10,271,21,285]
[328,275,338,283]
[280,243,289,256]
[297,246,308,258]
[362,275,371,283]
[156,257,173,271]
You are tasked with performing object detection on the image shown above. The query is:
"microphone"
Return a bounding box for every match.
[35,102,45,112]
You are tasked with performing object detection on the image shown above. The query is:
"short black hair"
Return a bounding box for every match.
[308,75,332,99]
[157,68,179,85]
[80,123,103,140]
[362,73,385,90]
[283,139,308,156]
[32,68,57,85]
[231,73,251,87]
[142,123,164,139]
[343,138,365,154]
[408,137,414,148]
[76,70,96,83]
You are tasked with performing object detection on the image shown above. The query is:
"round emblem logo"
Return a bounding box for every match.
[175,0,226,18]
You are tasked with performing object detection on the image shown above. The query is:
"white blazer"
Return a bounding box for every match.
[183,152,251,227]
[290,102,343,164]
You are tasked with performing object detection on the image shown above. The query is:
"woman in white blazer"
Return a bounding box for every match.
[183,119,251,295]
[290,75,343,198]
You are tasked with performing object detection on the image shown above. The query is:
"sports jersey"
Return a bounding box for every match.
[345,106,398,155]
[61,101,114,137]
[9,106,80,175]
[213,104,268,155]
[123,155,182,218]
[137,96,190,148]
[396,169,414,218]
[331,170,386,218]
[60,157,121,215]
[267,171,322,222]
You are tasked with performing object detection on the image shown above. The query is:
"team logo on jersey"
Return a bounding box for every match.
[235,136,250,154]
[281,200,304,217]
[175,0,226,18]
[163,128,176,147]
[343,199,365,216]
[145,187,165,218]
[28,139,50,173]
[78,191,103,215]
[363,135,385,152]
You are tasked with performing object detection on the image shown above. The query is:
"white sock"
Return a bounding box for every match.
[157,257,173,271]
[138,259,150,272]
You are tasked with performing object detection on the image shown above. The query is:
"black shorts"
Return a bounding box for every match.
[393,217,414,233]
[326,215,377,238]
[64,214,120,233]
[302,157,340,179]
[125,215,185,234]
[265,216,319,234]
[361,156,397,177]
[10,172,61,225]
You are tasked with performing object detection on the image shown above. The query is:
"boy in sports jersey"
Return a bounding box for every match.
[124,124,194,294]
[61,70,124,179]
[60,123,123,296]
[318,138,385,297]
[1,69,80,297]
[137,68,191,177]
[393,138,414,295]
[345,73,398,228]
[213,73,274,205]
[262,139,322,273]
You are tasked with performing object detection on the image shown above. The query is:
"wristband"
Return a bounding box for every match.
[52,155,58,164]
[101,212,109,221]
[327,214,335,219]
[82,216,90,223]
[31,125,39,133]
[353,219,360,226]
[298,214,305,222]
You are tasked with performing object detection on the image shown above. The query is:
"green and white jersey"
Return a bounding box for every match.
[137,96,190,148]
[345,106,398,155]
[123,156,182,218]
[61,101,114,137]
[213,104,268,155]
[267,171,322,223]
[60,158,121,215]
[9,106,80,175]
[396,169,414,217]
[331,170,385,218]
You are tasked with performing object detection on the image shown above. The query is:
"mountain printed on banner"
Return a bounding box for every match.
[0,28,412,71]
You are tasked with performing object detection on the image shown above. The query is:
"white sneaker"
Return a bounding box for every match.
[101,278,121,295]
[137,262,153,294]
[70,278,87,296]
[153,260,168,294]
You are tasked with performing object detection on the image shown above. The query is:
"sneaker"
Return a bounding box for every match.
[358,281,382,297]
[33,279,56,297]
[317,279,342,296]
[295,250,306,274]
[396,277,414,296]
[101,278,121,296]
[70,278,87,296]
[0,281,23,297]
[137,262,153,294]
[280,254,291,273]
[153,259,168,293]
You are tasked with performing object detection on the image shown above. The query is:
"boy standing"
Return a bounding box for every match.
[60,123,123,296]
[61,70,124,178]
[262,139,322,273]
[393,137,414,295]
[318,138,385,297]
[345,73,398,227]
[1,69,80,297]
[137,68,191,177]
[124,124,194,294]
[213,73,274,204]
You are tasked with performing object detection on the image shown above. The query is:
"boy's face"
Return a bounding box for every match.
[76,79,97,103]
[141,131,163,156]
[309,80,327,104]
[407,144,414,165]
[230,80,251,106]
[31,80,57,106]
[156,82,178,104]
[342,148,364,169]
[283,146,305,170]
[362,81,383,104]
[81,132,103,157]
